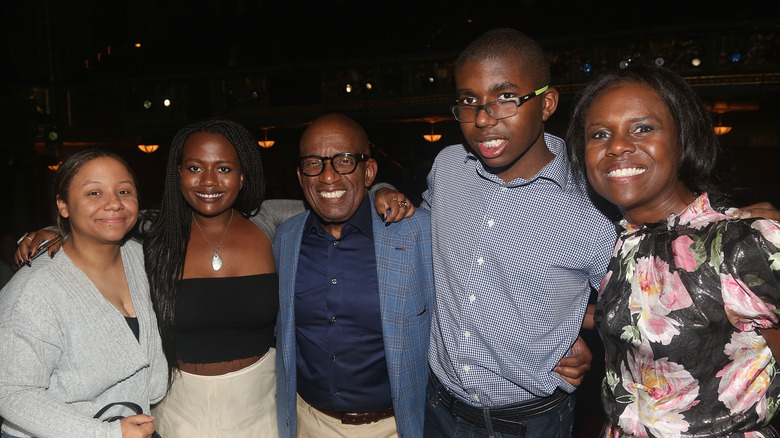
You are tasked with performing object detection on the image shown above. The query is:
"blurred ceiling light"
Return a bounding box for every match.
[138,144,160,153]
[713,113,732,135]
[423,122,442,142]
[258,128,275,148]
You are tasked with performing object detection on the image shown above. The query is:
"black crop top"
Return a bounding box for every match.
[174,273,279,363]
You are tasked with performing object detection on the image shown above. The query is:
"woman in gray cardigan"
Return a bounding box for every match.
[0,149,167,438]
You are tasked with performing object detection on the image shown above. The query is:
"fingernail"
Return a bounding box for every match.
[50,251,56,258]
[26,260,31,267]
[27,251,32,258]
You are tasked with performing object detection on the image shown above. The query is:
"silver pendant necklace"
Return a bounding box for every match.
[192,209,234,271]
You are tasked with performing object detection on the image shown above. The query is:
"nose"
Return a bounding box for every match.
[474,106,498,128]
[605,133,636,156]
[318,159,342,184]
[200,169,218,186]
[104,192,124,210]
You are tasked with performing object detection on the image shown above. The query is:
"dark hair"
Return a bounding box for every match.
[456,28,551,89]
[52,148,138,236]
[142,118,265,381]
[566,64,723,200]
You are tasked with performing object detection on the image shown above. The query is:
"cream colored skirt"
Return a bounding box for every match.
[153,348,278,438]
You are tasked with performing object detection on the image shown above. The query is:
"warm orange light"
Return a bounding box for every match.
[47,161,62,171]
[258,128,275,148]
[713,113,732,136]
[423,123,442,142]
[714,126,732,135]
[138,144,160,153]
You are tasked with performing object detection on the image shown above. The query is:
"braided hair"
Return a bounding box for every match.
[142,118,265,383]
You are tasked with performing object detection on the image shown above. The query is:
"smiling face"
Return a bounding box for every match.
[454,56,558,182]
[178,132,244,219]
[297,114,377,239]
[584,82,694,224]
[56,156,138,245]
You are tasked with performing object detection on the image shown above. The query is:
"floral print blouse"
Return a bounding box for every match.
[597,193,780,438]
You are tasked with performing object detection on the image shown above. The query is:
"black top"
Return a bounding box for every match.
[174,273,279,363]
[125,316,139,342]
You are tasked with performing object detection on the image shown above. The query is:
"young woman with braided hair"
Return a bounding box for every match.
[142,118,284,436]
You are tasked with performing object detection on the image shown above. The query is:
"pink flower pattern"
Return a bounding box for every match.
[628,257,693,345]
[717,331,774,420]
[617,347,699,438]
[598,193,780,437]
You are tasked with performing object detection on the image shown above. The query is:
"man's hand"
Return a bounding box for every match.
[14,229,61,267]
[554,336,592,387]
[374,188,415,223]
[732,202,780,221]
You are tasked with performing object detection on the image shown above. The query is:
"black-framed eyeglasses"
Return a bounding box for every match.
[299,152,370,177]
[450,85,549,123]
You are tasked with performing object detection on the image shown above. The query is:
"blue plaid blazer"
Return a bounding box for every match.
[273,197,433,438]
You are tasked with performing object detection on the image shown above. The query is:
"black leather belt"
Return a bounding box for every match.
[430,373,570,436]
[314,406,394,425]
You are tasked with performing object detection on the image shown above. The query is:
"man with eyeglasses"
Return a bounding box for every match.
[273,113,434,438]
[419,28,618,437]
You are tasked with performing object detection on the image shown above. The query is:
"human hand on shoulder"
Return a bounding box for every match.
[14,229,62,268]
[374,187,415,223]
[732,202,780,221]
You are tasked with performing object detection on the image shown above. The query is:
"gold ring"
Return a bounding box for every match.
[399,201,409,208]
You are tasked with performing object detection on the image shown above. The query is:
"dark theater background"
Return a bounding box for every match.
[1,1,779,435]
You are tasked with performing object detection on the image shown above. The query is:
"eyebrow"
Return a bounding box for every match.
[182,157,237,165]
[586,115,661,129]
[81,179,134,186]
[456,81,520,97]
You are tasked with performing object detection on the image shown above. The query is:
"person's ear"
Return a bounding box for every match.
[56,195,69,219]
[541,87,559,122]
[364,158,378,187]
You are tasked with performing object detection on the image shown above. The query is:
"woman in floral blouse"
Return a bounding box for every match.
[566,64,780,437]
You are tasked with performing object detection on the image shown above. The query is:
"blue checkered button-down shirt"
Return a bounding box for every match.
[422,133,617,407]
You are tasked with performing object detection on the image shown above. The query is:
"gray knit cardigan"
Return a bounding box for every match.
[0,239,167,438]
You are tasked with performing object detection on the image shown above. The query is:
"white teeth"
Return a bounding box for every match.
[321,190,345,199]
[608,167,646,178]
[198,192,222,198]
[481,139,504,148]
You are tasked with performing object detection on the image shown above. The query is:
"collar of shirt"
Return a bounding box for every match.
[302,194,374,241]
[464,133,571,190]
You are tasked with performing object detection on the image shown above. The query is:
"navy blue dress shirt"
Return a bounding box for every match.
[294,195,392,412]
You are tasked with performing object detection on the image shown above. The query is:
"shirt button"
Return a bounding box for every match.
[330,316,337,323]
[331,278,337,285]
[463,365,470,372]
[335,391,341,396]
[469,294,476,303]
[464,331,470,338]
[332,355,337,361]
[473,394,480,402]
[501,187,508,192]
[333,241,339,246]
[487,219,495,227]
[477,257,484,265]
